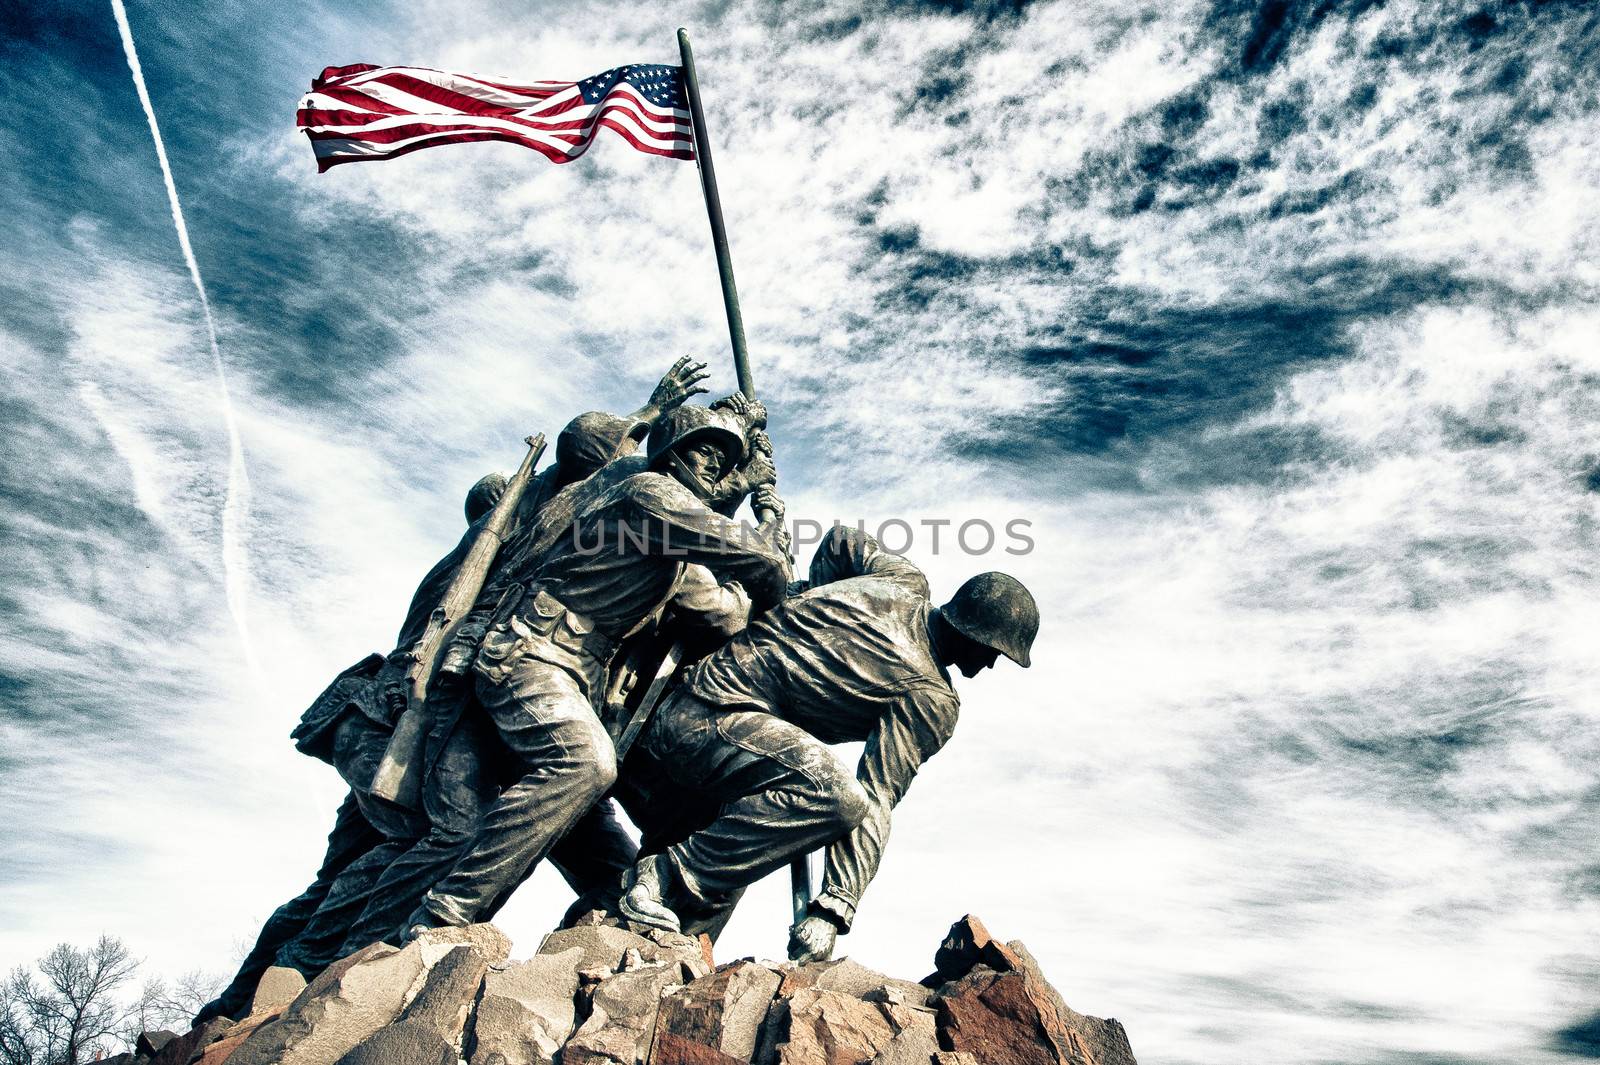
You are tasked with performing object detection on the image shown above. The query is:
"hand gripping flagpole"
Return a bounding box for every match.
[676,28,818,942]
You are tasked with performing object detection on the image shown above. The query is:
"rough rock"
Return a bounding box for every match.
[565,907,615,928]
[696,934,716,974]
[136,1029,179,1055]
[644,930,714,980]
[411,922,513,967]
[225,941,426,1065]
[868,1018,941,1065]
[922,917,1137,1065]
[193,1010,281,1065]
[400,943,489,1051]
[1004,941,1138,1065]
[936,965,1080,1065]
[652,960,782,1063]
[539,924,707,979]
[468,947,583,1065]
[563,961,683,1065]
[249,965,308,1016]
[162,915,1132,1065]
[772,987,899,1065]
[786,958,933,1010]
[334,1019,455,1065]
[150,1016,234,1065]
[651,1031,747,1065]
[928,914,1023,985]
[539,925,654,974]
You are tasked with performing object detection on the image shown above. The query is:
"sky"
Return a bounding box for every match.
[2,0,1599,1062]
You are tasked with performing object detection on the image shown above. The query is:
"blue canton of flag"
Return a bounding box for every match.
[579,65,688,110]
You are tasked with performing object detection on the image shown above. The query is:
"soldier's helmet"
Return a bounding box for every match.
[556,411,641,482]
[465,472,508,524]
[647,405,747,477]
[940,572,1039,668]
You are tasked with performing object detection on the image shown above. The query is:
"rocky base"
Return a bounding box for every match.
[110,915,1135,1065]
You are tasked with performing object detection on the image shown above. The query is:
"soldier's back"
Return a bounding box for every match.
[685,574,955,744]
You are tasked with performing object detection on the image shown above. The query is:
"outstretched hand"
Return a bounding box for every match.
[788,915,837,964]
[650,356,711,413]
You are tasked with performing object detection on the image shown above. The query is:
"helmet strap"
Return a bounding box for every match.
[663,449,718,502]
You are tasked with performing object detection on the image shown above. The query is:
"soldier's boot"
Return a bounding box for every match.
[396,907,454,945]
[619,853,683,933]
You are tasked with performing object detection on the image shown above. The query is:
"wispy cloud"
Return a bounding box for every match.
[110,0,260,676]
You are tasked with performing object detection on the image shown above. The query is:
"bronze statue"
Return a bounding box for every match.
[615,526,1039,963]
[328,393,783,955]
[396,401,791,939]
[204,342,1041,988]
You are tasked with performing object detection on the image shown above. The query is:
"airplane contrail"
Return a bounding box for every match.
[110,0,259,674]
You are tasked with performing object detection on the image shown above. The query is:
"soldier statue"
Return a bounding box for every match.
[199,346,1039,996]
[396,400,791,939]
[615,525,1038,963]
[328,392,781,951]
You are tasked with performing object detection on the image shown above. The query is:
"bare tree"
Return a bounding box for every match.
[122,969,222,1048]
[1,971,40,1065]
[2,937,139,1064]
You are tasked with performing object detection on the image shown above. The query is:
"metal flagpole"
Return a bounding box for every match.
[677,28,756,400]
[676,27,818,940]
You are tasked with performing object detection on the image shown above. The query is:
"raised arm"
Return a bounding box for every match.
[625,355,711,427]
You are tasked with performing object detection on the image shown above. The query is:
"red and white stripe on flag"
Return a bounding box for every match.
[297,63,695,172]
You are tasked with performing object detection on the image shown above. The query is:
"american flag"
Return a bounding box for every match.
[297,63,694,172]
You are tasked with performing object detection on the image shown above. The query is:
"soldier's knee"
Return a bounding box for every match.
[590,742,619,796]
[830,778,870,832]
[567,719,617,799]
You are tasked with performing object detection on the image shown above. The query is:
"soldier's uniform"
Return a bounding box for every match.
[407,438,791,930]
[626,527,960,936]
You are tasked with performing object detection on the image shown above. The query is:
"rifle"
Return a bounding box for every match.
[369,433,548,808]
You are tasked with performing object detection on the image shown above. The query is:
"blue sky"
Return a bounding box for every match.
[3,1,1600,1062]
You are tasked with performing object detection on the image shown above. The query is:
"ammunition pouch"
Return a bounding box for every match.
[473,585,614,694]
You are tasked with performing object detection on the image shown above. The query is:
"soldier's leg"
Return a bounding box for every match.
[265,714,425,977]
[333,706,501,955]
[668,886,744,941]
[195,792,382,1022]
[270,834,412,976]
[546,798,638,926]
[613,749,741,939]
[625,692,866,924]
[409,659,617,929]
